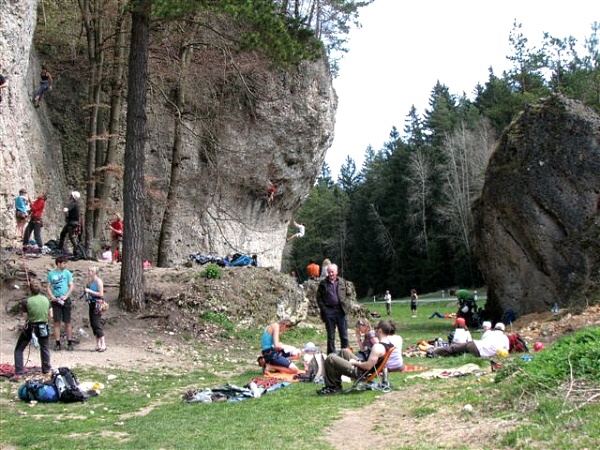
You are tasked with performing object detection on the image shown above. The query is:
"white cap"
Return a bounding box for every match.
[71,191,81,200]
[303,342,318,352]
[482,321,492,329]
[494,322,506,331]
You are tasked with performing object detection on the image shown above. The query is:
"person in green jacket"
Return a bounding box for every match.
[449,288,478,327]
[13,280,53,380]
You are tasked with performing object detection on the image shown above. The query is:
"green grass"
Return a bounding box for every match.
[1,302,598,449]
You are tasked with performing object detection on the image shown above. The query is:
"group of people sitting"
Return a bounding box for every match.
[259,317,404,395]
[260,311,510,395]
[429,319,509,358]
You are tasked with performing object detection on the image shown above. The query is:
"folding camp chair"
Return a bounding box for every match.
[344,345,395,394]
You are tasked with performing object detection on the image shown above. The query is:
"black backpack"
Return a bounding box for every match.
[53,367,87,403]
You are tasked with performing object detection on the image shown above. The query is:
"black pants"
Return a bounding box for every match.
[89,305,104,338]
[23,220,43,247]
[14,323,51,374]
[322,308,349,356]
[58,223,78,253]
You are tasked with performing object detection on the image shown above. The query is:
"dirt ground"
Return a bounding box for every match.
[2,250,599,449]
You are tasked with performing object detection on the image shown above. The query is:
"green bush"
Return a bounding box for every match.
[201,263,222,279]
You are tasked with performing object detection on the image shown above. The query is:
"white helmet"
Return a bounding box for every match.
[71,191,81,201]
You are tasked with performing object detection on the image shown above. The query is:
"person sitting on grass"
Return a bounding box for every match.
[449,317,473,344]
[354,318,378,361]
[430,322,509,358]
[260,319,300,374]
[317,319,395,395]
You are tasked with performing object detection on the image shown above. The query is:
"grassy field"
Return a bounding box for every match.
[1,301,598,449]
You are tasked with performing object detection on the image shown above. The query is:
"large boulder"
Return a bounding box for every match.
[473,95,600,318]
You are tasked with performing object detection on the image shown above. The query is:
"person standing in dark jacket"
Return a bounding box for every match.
[58,191,81,254]
[316,263,352,355]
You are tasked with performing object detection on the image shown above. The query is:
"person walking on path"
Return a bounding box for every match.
[14,189,29,240]
[13,280,53,381]
[384,290,392,315]
[410,289,419,318]
[46,256,75,351]
[22,193,47,248]
[84,266,107,352]
[316,263,352,355]
[58,191,81,255]
[33,65,52,107]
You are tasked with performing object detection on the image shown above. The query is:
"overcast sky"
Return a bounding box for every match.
[325,0,597,178]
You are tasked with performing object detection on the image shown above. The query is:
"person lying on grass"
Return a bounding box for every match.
[429,322,509,358]
[317,319,395,395]
[260,319,300,374]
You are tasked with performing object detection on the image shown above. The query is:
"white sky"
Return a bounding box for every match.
[326,0,598,178]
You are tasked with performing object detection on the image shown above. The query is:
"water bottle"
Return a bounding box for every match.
[79,328,90,339]
[31,332,40,348]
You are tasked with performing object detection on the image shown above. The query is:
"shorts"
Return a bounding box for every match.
[52,299,72,323]
[262,349,292,368]
[16,211,28,223]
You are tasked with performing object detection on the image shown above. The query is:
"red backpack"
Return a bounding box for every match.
[508,333,528,352]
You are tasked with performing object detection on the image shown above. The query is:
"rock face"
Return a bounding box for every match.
[0,1,68,244]
[0,2,336,270]
[473,95,600,317]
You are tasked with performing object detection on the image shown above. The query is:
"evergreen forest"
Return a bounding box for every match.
[285,21,600,298]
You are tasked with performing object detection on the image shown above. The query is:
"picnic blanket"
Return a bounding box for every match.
[397,364,428,372]
[406,363,486,379]
[262,370,306,382]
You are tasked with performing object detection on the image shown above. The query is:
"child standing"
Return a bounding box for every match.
[410,289,418,318]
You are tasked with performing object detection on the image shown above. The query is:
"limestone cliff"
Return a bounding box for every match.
[0,1,68,244]
[0,2,337,270]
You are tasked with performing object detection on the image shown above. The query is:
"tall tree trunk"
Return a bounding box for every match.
[80,0,105,256]
[119,0,151,312]
[93,3,128,240]
[157,44,190,267]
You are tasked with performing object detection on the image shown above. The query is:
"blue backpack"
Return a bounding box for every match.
[18,381,59,403]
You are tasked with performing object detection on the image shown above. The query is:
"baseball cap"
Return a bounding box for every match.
[71,191,81,200]
[482,321,492,329]
[453,317,466,327]
[494,322,506,331]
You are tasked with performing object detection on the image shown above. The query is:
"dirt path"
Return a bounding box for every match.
[1,255,194,373]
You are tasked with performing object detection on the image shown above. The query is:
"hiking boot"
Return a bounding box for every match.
[316,386,341,396]
[66,343,74,351]
[53,343,61,351]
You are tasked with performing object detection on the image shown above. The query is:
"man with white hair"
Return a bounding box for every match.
[430,322,509,358]
[316,263,352,355]
[58,191,81,255]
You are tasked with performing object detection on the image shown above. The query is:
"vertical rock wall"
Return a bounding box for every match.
[0,0,68,245]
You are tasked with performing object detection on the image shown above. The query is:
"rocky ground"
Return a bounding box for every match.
[2,249,599,449]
